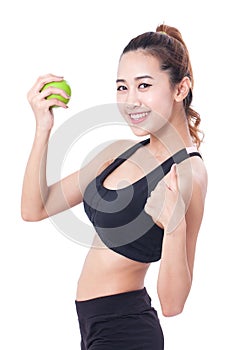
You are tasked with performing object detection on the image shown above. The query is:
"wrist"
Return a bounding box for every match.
[33,127,51,150]
[35,126,51,138]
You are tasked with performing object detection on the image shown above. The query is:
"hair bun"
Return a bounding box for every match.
[156,24,185,47]
[156,24,169,35]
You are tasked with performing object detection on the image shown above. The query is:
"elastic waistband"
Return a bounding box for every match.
[75,287,152,319]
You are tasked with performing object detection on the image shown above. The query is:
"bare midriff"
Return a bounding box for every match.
[76,234,150,301]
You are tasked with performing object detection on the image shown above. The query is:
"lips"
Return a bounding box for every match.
[128,111,149,123]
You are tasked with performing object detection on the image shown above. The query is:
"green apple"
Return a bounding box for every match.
[41,80,71,106]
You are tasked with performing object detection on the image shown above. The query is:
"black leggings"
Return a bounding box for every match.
[75,287,164,349]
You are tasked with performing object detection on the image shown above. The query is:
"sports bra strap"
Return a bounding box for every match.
[99,138,202,184]
[160,148,202,177]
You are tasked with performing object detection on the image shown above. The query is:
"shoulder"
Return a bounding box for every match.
[175,152,207,240]
[177,152,208,209]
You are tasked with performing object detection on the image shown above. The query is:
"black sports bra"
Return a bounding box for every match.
[83,138,202,263]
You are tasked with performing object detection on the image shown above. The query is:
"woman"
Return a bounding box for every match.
[21,24,207,349]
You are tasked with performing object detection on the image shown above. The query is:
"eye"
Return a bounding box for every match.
[117,85,127,91]
[138,83,152,89]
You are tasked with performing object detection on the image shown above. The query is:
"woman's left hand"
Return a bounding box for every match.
[144,164,186,234]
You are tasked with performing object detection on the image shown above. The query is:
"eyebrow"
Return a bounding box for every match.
[116,75,154,83]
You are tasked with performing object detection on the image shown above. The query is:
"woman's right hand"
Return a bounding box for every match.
[27,73,70,131]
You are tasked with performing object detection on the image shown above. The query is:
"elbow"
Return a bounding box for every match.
[161,303,184,317]
[158,280,192,317]
[21,213,39,222]
[159,291,188,317]
[21,214,37,222]
[21,209,44,222]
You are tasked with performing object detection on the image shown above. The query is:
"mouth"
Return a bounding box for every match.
[128,111,150,124]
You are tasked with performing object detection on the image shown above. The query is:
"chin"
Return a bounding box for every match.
[129,125,151,138]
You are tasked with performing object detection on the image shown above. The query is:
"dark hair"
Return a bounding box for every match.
[122,24,203,148]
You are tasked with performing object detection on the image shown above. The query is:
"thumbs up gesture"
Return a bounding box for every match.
[145,164,186,234]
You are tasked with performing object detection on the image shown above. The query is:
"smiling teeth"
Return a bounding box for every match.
[130,112,148,120]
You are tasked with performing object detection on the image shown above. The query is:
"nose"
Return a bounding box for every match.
[125,89,141,110]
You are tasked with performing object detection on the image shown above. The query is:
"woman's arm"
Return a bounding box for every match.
[21,74,70,221]
[21,126,84,221]
[145,159,207,317]
[157,217,191,317]
[21,74,136,221]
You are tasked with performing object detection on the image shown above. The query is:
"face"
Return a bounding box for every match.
[116,50,176,137]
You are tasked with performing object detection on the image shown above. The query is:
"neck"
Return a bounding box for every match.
[148,108,193,156]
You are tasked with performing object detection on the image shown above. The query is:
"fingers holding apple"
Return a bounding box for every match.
[27,74,64,102]
[27,74,71,131]
[40,80,71,107]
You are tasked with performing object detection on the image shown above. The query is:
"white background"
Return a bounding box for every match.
[1,0,232,349]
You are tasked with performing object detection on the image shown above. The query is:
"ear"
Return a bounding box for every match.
[174,77,191,102]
